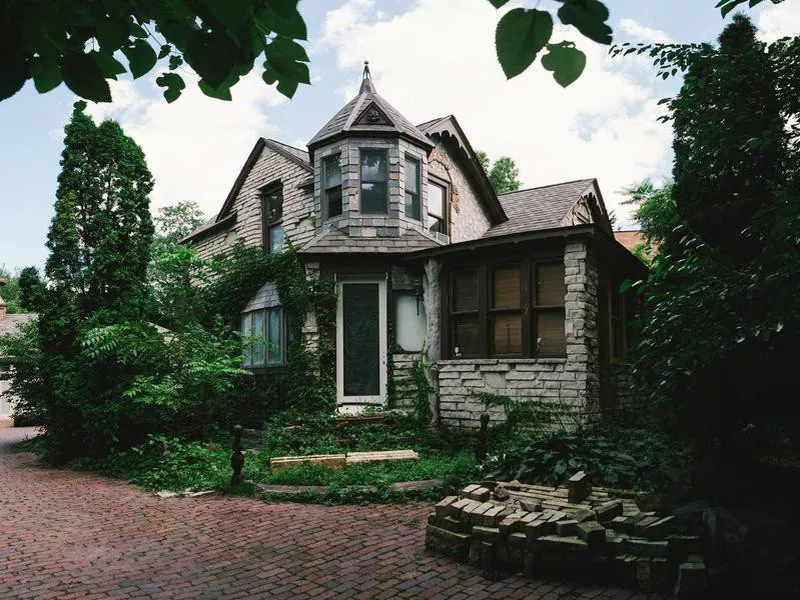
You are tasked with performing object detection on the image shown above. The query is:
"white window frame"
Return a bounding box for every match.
[336,277,388,410]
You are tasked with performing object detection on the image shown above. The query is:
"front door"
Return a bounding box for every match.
[336,278,387,410]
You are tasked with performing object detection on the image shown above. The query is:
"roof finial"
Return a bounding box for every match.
[359,60,375,94]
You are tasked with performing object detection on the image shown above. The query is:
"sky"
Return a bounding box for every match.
[1,0,798,273]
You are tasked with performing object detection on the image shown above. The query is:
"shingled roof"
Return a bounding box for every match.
[307,63,432,157]
[300,228,445,255]
[483,179,597,239]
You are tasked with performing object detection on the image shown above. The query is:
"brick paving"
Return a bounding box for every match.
[0,427,665,599]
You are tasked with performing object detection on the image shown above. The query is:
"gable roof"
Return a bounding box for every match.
[181,138,311,244]
[300,227,445,255]
[307,64,433,159]
[483,179,599,239]
[416,114,507,225]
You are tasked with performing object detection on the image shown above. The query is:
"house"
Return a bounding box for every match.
[183,64,645,426]
[0,277,36,425]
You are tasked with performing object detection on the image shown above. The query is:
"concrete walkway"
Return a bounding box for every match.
[0,427,663,599]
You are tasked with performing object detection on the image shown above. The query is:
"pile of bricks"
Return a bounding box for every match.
[425,472,706,596]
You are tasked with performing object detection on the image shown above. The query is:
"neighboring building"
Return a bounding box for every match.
[614,229,657,257]
[183,64,645,425]
[0,277,36,423]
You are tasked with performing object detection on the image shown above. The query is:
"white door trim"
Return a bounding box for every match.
[336,277,388,409]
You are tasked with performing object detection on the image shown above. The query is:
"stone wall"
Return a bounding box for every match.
[437,238,601,428]
[427,141,492,243]
[191,143,315,260]
[391,351,424,411]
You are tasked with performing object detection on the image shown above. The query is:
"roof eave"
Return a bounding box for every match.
[405,224,597,260]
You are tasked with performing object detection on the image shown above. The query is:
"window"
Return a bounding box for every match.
[451,270,480,357]
[404,156,421,220]
[427,181,446,233]
[447,260,566,359]
[323,154,343,218]
[491,266,522,356]
[534,263,566,357]
[360,149,388,214]
[262,186,284,253]
[242,308,284,367]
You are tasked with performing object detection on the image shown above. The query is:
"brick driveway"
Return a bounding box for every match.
[0,428,662,599]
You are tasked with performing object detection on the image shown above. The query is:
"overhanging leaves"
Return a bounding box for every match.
[542,42,587,87]
[156,72,186,103]
[557,0,613,45]
[496,8,553,79]
[122,40,157,79]
[61,53,111,102]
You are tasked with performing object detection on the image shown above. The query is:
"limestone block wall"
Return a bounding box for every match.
[427,141,491,243]
[437,238,601,428]
[391,351,424,411]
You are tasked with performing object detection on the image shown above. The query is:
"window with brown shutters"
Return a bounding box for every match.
[447,259,567,359]
[491,266,522,356]
[450,269,480,357]
[534,262,566,357]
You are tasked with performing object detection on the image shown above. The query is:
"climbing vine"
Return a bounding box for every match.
[203,240,337,416]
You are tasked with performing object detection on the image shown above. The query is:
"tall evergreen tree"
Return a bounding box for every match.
[671,14,786,259]
[35,103,156,460]
[46,101,154,321]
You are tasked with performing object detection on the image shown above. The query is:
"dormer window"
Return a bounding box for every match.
[360,149,388,214]
[427,180,447,234]
[404,156,421,220]
[262,185,284,253]
[323,154,343,218]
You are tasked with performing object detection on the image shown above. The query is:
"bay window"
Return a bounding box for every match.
[447,259,566,359]
[242,308,285,367]
[360,149,388,214]
[324,154,343,218]
[405,156,421,220]
[427,181,446,233]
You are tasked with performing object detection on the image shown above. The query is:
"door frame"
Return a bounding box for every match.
[336,276,388,411]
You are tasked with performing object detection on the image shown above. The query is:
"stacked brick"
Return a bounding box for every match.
[425,473,706,595]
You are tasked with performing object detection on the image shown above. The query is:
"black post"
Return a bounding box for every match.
[231,424,244,486]
[475,413,490,463]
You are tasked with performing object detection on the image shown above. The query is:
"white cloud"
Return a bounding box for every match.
[618,18,674,44]
[83,71,287,219]
[319,0,672,228]
[758,0,800,42]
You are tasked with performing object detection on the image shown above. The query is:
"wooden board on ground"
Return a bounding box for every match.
[346,449,419,464]
[270,454,347,473]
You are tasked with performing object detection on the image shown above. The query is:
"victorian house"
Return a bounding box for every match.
[183,65,644,426]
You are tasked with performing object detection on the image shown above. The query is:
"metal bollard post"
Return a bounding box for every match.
[231,424,244,486]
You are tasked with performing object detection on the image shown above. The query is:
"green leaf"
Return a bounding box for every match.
[186,31,240,89]
[541,42,586,87]
[31,58,62,93]
[266,46,310,85]
[168,55,184,70]
[557,0,613,45]
[255,5,307,40]
[205,0,252,31]
[158,44,172,59]
[495,8,553,79]
[270,36,310,62]
[0,52,28,100]
[94,52,127,78]
[198,79,232,101]
[276,78,298,99]
[61,53,112,102]
[122,40,157,79]
[156,72,186,103]
[487,0,510,7]
[95,18,129,52]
